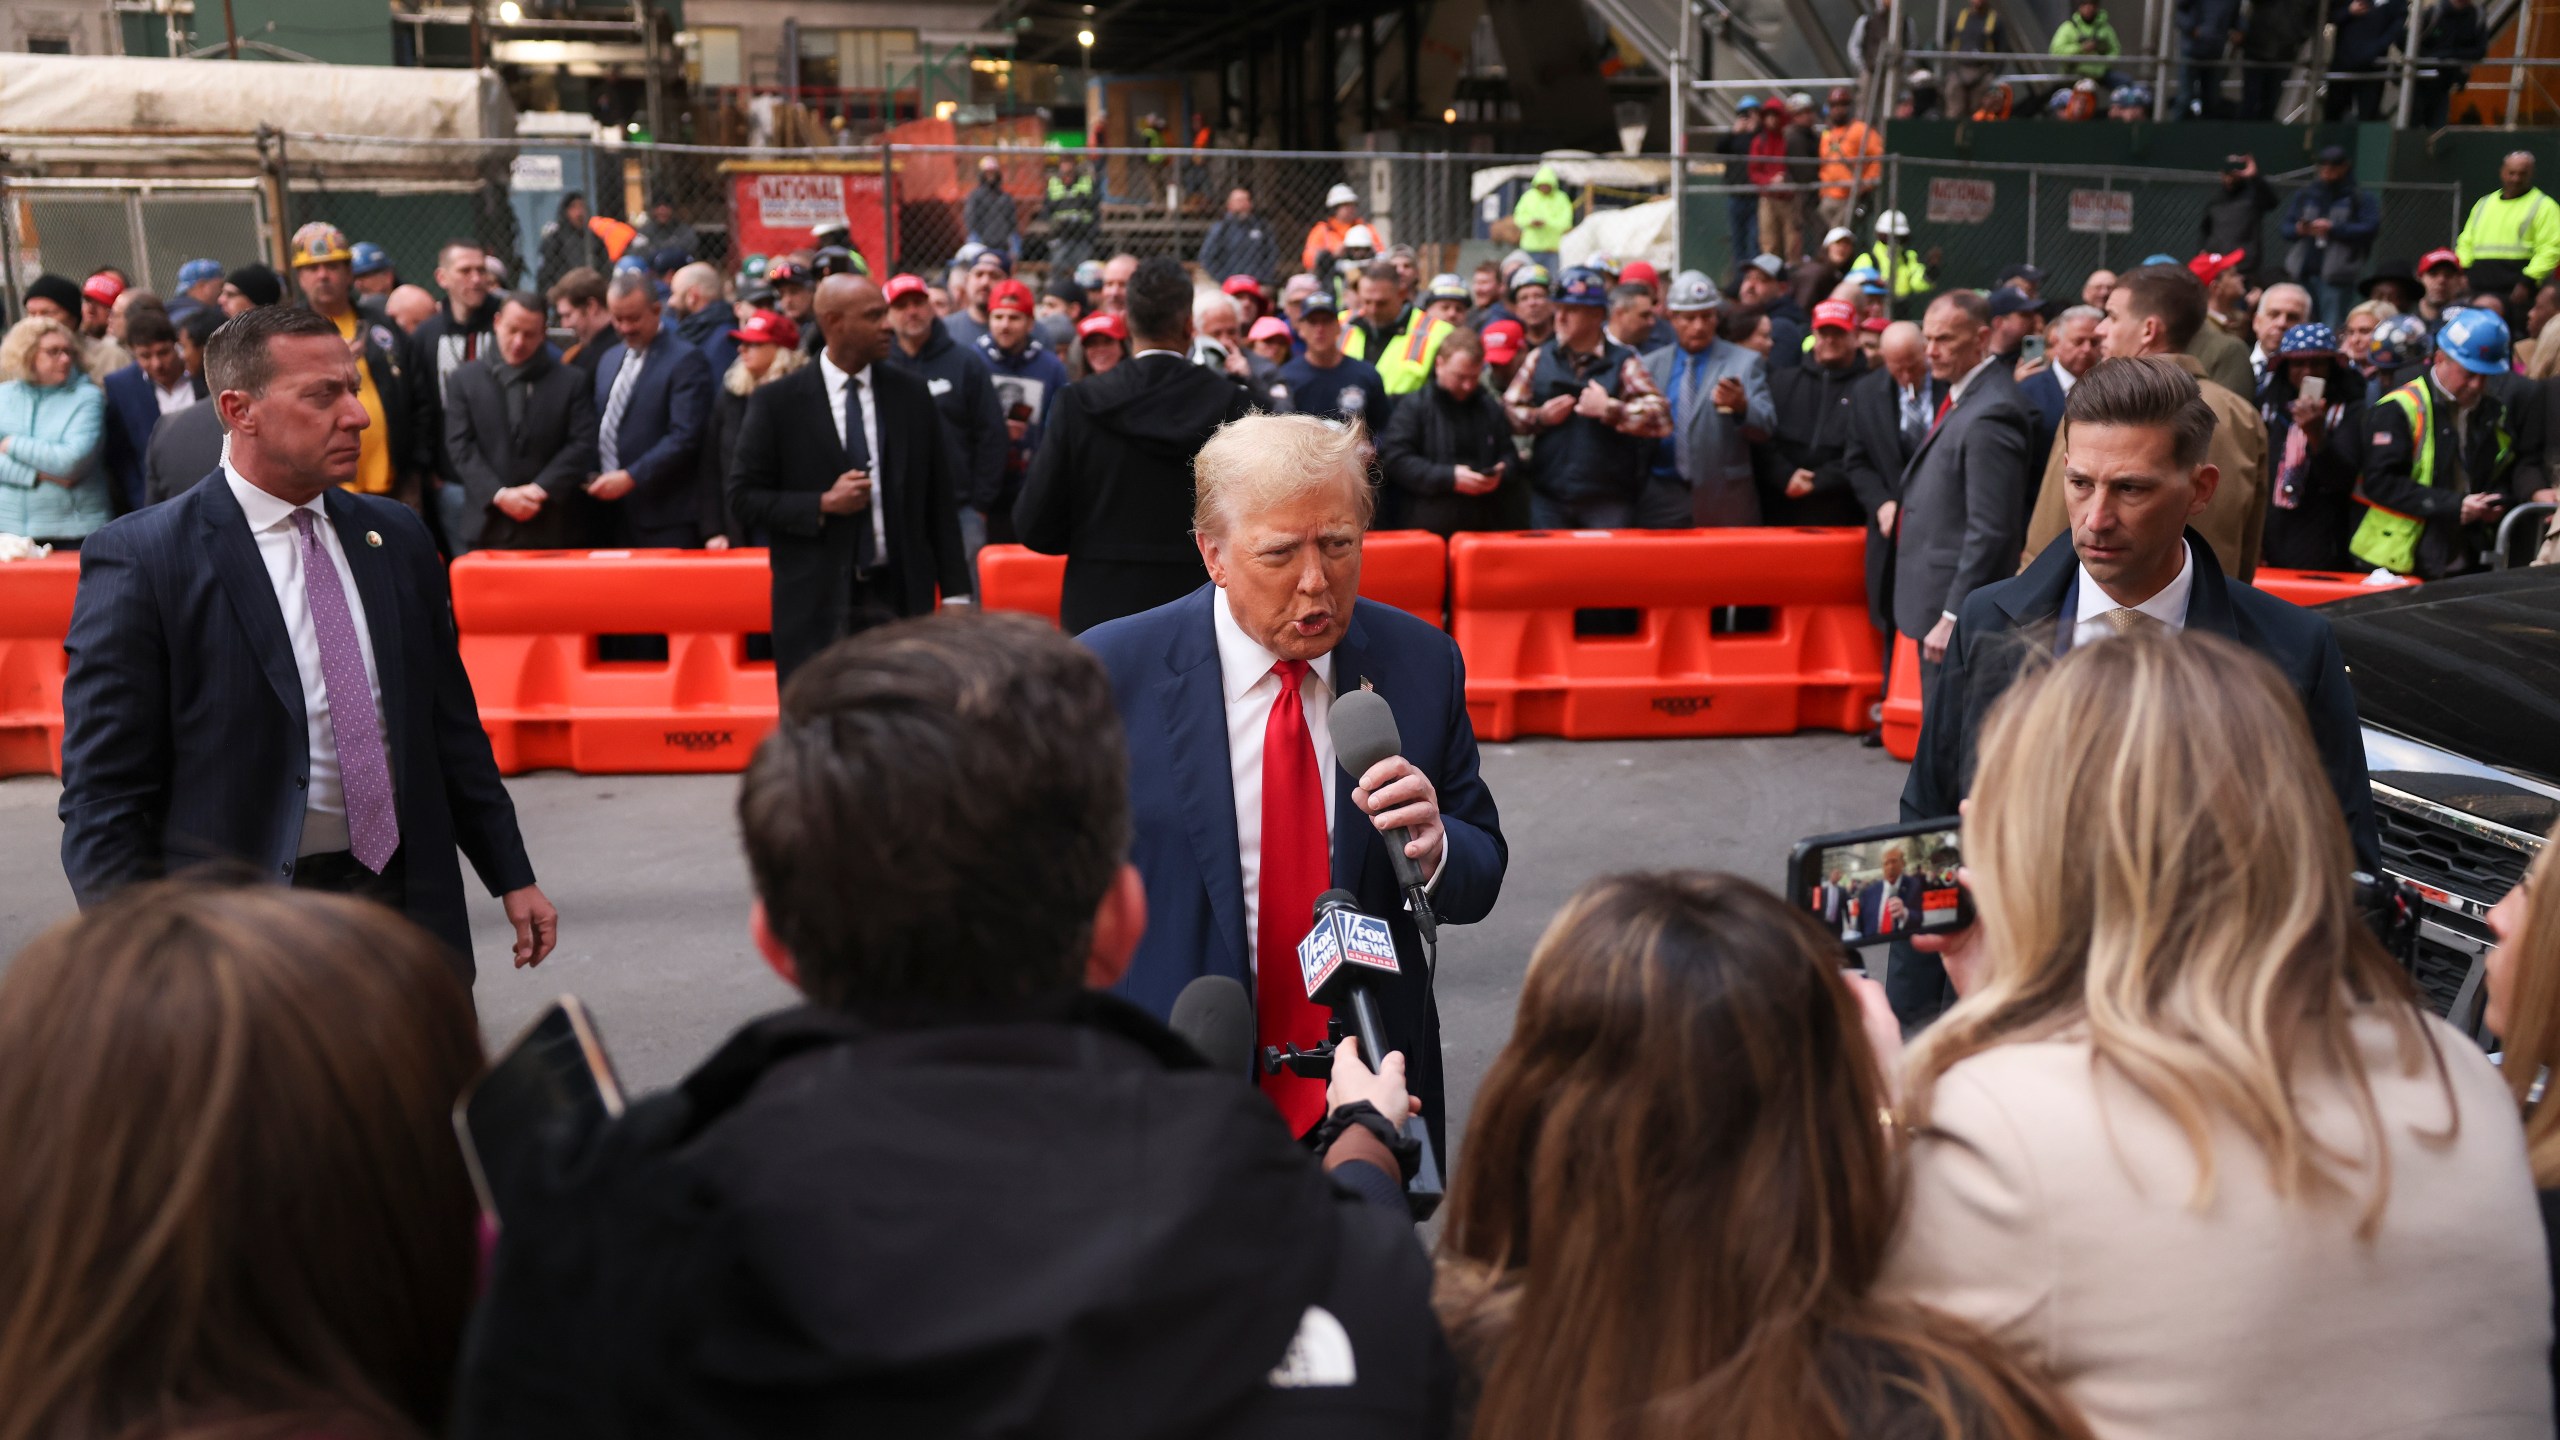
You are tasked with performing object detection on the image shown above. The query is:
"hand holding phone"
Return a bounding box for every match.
[2299,374,2326,405]
[1786,818,1972,949]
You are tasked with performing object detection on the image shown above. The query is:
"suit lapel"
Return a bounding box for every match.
[197,478,305,730]
[1159,591,1250,980]
[323,490,408,775]
[804,363,852,477]
[1326,614,1376,895]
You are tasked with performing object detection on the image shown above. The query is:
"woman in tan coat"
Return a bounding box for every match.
[1882,632,2551,1440]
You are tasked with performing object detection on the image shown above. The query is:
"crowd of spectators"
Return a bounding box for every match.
[6,604,2560,1438]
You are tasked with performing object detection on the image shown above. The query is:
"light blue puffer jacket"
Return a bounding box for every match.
[0,376,107,540]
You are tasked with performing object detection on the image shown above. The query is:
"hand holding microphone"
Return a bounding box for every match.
[1329,689,1443,954]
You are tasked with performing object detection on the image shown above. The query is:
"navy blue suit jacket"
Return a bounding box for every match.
[593,333,714,534]
[58,473,536,974]
[98,363,203,513]
[1081,587,1506,1148]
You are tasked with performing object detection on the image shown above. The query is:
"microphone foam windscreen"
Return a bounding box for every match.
[1329,687,1404,780]
[1168,975,1256,1076]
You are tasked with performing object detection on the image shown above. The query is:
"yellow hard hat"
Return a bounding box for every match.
[291,221,353,269]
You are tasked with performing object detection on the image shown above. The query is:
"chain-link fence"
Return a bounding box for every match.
[2,133,1684,308]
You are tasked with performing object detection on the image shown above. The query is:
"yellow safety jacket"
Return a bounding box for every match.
[1343,311,1452,395]
[1863,241,1932,298]
[2351,378,2512,574]
[2455,186,2560,282]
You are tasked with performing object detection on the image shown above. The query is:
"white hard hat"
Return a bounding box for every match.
[1822,226,1856,248]
[1342,223,1379,253]
[1875,209,1911,238]
[1325,182,1359,209]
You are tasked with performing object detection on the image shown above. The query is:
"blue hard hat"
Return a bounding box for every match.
[1848,264,1887,294]
[612,252,650,274]
[175,256,225,288]
[2436,307,2511,375]
[1736,96,1763,111]
[2278,321,2339,357]
[2366,313,2433,370]
[349,241,389,278]
[2140,253,2181,267]
[2111,83,2152,107]
[1555,266,1612,307]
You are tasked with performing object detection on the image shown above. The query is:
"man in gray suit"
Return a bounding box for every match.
[1892,290,2034,703]
[1639,270,1773,527]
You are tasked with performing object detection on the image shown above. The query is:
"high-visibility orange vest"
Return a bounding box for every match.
[1818,121,1883,200]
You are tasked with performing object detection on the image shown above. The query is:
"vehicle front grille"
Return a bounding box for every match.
[2375,803,2534,903]
[2408,934,2478,1021]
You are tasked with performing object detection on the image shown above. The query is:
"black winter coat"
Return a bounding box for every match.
[1377,381,1531,535]
[1758,354,1871,526]
[450,994,1452,1440]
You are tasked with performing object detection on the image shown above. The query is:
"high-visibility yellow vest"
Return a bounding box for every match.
[1343,312,1451,394]
[2351,379,2511,573]
[1864,241,1931,298]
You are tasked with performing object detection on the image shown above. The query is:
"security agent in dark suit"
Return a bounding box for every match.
[1893,290,2037,704]
[98,307,206,513]
[1079,416,1508,1155]
[589,270,715,548]
[1839,320,1938,641]
[728,273,974,687]
[59,304,558,978]
[1015,256,1257,633]
[442,293,601,551]
[1901,356,2376,1024]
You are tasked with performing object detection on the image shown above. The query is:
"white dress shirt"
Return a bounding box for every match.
[2054,360,2082,395]
[224,466,388,856]
[154,376,199,417]
[1216,587,1338,978]
[2071,538,2194,650]
[817,349,887,567]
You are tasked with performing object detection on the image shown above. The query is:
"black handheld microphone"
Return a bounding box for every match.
[1327,688,1439,956]
[1297,888,1444,1219]
[1169,975,1255,1078]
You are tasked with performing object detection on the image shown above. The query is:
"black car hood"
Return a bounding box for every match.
[2327,565,2560,800]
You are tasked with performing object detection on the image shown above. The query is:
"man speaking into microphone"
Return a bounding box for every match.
[1082,414,1507,1149]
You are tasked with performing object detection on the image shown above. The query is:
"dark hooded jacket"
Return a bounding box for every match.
[1014,352,1258,632]
[451,994,1450,1440]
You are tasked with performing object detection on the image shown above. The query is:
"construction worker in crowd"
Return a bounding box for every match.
[1342,258,1453,398]
[2352,306,2515,578]
[1514,164,1576,272]
[2455,149,2560,304]
[1329,223,1382,307]
[289,221,429,512]
[1942,0,2005,120]
[1044,151,1099,275]
[1864,211,1934,303]
[1815,87,1884,234]
[2050,0,2123,78]
[1303,183,1366,274]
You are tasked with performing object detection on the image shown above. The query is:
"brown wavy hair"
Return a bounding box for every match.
[1439,872,2089,1440]
[2493,820,2560,1185]
[0,879,484,1440]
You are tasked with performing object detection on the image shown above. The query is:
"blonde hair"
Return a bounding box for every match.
[1191,412,1375,536]
[1903,631,2444,1236]
[2530,310,2560,382]
[0,316,78,385]
[722,340,804,397]
[2495,822,2560,1185]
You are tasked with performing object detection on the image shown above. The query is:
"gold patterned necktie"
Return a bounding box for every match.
[2101,607,2160,636]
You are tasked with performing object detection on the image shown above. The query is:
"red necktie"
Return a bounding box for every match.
[1931,390,1956,432]
[1257,659,1332,1135]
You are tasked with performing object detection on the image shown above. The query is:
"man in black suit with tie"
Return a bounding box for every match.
[1840,319,1936,643]
[59,304,557,979]
[728,273,973,686]
[442,292,601,550]
[1901,356,2375,1022]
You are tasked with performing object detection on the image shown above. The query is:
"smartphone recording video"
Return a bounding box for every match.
[1786,819,1972,948]
[454,997,625,1224]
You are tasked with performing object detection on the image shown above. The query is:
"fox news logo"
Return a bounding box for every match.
[1298,925,1343,997]
[1339,912,1399,975]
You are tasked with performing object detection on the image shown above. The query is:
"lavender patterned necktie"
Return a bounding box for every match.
[290,509,399,872]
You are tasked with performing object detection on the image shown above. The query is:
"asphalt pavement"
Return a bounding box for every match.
[0,731,1905,1151]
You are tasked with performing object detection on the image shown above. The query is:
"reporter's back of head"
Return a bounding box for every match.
[1890,632,2552,1439]
[0,880,483,1440]
[456,612,1445,1440]
[1440,872,2088,1440]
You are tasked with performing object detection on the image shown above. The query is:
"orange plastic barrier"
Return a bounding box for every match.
[975,530,1450,627]
[976,545,1067,623]
[1449,528,1883,742]
[0,556,79,778]
[448,549,777,775]
[1879,636,1923,761]
[2252,567,2418,607]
